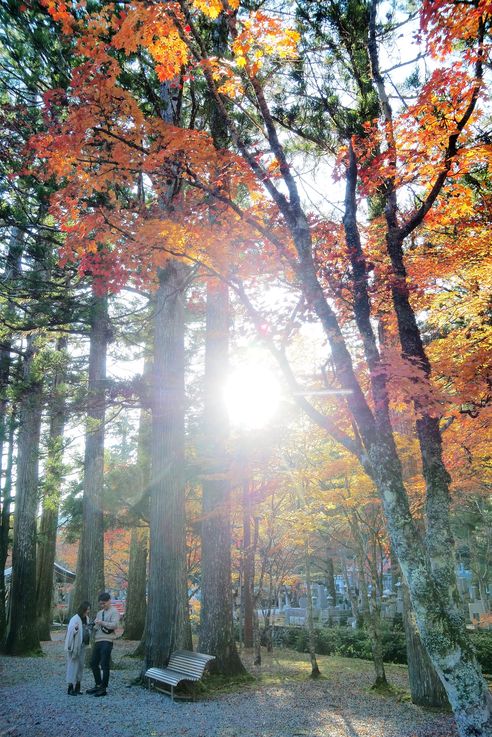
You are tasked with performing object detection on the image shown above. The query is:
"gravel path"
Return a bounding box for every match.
[0,633,457,737]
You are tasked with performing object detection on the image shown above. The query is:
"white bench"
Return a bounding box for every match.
[145,650,215,701]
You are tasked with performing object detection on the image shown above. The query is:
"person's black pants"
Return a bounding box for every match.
[91,640,113,688]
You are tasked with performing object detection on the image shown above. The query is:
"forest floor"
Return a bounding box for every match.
[0,631,458,737]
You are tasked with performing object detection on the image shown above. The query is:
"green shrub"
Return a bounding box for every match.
[277,627,303,649]
[381,629,406,663]
[469,631,492,675]
[314,628,337,655]
[275,625,492,674]
[335,628,373,660]
[392,613,404,632]
[277,625,405,663]
[295,629,309,652]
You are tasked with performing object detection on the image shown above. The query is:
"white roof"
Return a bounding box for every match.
[4,562,76,582]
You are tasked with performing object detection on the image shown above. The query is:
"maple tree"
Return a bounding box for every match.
[224,419,304,662]
[18,0,492,733]
[276,418,389,686]
[103,528,131,591]
[238,475,303,664]
[324,471,390,687]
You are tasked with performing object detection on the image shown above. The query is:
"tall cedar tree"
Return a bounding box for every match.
[199,10,245,676]
[123,398,150,641]
[73,295,108,609]
[0,1,85,649]
[147,260,191,668]
[3,333,43,654]
[0,230,23,642]
[36,337,68,640]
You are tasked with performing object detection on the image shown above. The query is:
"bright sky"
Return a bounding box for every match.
[224,356,281,430]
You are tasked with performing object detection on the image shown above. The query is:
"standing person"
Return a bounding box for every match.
[87,592,119,697]
[64,600,91,696]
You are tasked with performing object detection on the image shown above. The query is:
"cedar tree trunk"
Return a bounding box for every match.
[199,277,245,674]
[124,399,150,641]
[3,336,43,655]
[0,410,15,642]
[242,479,254,649]
[36,337,67,640]
[124,525,148,641]
[0,230,23,642]
[145,261,191,669]
[73,294,107,610]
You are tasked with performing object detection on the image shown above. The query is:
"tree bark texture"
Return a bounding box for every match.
[73,295,107,611]
[3,336,43,655]
[0,230,23,643]
[0,411,15,642]
[305,541,320,678]
[124,402,150,641]
[253,609,261,666]
[124,525,148,641]
[199,278,245,674]
[132,617,146,659]
[402,583,449,709]
[36,338,67,640]
[242,480,254,649]
[145,262,190,670]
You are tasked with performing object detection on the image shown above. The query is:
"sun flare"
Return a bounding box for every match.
[223,364,281,429]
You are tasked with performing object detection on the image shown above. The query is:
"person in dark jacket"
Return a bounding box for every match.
[86,592,119,697]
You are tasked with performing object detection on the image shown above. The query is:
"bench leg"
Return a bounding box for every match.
[171,685,174,702]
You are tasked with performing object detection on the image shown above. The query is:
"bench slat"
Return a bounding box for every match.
[170,660,202,667]
[168,659,206,674]
[170,652,215,664]
[169,654,206,664]
[145,667,200,686]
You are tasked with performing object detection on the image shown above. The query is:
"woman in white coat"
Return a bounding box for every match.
[64,600,91,695]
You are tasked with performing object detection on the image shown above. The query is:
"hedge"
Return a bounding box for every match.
[274,625,492,674]
[470,631,492,675]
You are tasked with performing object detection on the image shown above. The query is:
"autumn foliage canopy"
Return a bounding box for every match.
[25,0,491,490]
